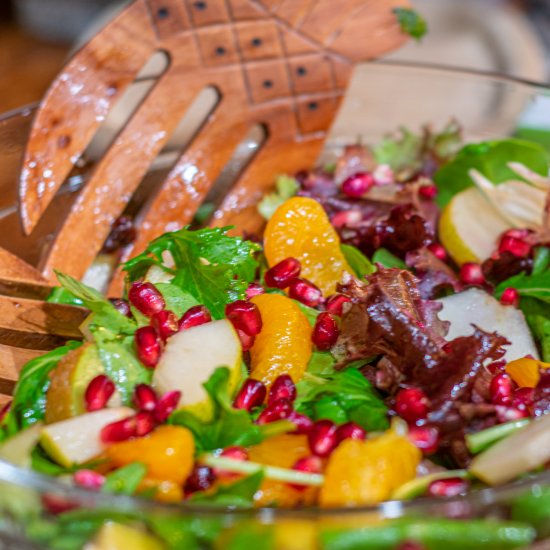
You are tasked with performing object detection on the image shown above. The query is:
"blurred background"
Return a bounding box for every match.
[0,0,548,114]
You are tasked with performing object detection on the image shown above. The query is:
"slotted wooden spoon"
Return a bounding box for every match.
[0,0,409,399]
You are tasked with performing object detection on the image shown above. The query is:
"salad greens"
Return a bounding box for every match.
[392,8,428,41]
[258,175,299,220]
[434,138,550,207]
[124,226,260,319]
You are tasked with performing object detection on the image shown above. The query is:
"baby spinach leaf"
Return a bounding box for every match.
[170,367,263,452]
[434,138,550,207]
[103,462,147,495]
[296,368,388,431]
[519,297,550,362]
[393,7,428,41]
[533,247,550,276]
[258,175,299,220]
[47,287,84,307]
[0,341,82,441]
[341,244,376,278]
[189,471,263,507]
[495,270,550,304]
[55,272,136,335]
[123,226,260,319]
[372,248,408,270]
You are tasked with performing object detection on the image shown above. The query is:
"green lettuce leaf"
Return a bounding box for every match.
[295,368,388,431]
[0,341,82,441]
[123,227,260,319]
[434,138,550,207]
[103,463,147,495]
[55,272,136,335]
[371,248,408,270]
[258,175,299,220]
[393,7,428,41]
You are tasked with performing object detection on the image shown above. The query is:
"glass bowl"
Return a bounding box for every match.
[0,62,549,549]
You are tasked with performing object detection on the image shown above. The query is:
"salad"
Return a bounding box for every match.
[0,122,549,549]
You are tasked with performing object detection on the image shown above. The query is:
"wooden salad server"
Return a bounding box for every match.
[0,0,410,399]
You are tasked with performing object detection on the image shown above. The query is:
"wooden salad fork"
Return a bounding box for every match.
[0,0,410,399]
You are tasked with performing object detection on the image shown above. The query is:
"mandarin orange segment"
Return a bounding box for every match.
[250,294,312,386]
[320,430,421,507]
[248,434,317,507]
[139,478,184,503]
[264,197,353,296]
[105,425,194,485]
[505,357,550,388]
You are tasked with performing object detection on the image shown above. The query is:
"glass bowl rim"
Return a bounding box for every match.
[0,59,549,518]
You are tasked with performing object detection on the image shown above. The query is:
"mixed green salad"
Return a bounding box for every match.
[0,122,549,549]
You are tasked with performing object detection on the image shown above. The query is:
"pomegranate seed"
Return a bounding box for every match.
[264,257,301,289]
[336,422,366,442]
[288,278,323,308]
[459,262,485,286]
[236,328,255,351]
[256,399,293,424]
[111,298,132,317]
[513,387,534,410]
[0,400,11,422]
[155,390,181,422]
[151,309,178,342]
[486,359,506,374]
[427,243,447,261]
[394,388,430,424]
[290,455,323,490]
[101,416,137,443]
[185,465,215,494]
[331,210,362,228]
[341,172,375,198]
[135,326,162,368]
[500,287,520,307]
[225,300,263,336]
[84,375,115,412]
[73,469,105,490]
[312,312,339,350]
[245,282,265,299]
[178,305,211,331]
[308,419,338,457]
[498,233,531,258]
[427,477,469,498]
[268,374,296,405]
[233,378,267,411]
[489,373,514,406]
[135,411,156,436]
[496,405,530,423]
[220,446,249,461]
[288,412,314,434]
[133,384,158,412]
[42,494,78,515]
[418,184,438,200]
[408,425,439,454]
[325,294,351,317]
[128,281,165,317]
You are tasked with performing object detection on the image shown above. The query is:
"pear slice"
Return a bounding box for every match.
[437,288,539,362]
[40,407,133,468]
[45,343,105,424]
[470,414,550,485]
[153,319,242,420]
[0,424,42,468]
[439,187,510,265]
[85,522,164,550]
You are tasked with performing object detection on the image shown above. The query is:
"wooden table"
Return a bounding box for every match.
[0,24,69,114]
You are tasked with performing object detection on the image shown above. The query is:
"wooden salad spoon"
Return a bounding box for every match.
[0,0,411,398]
